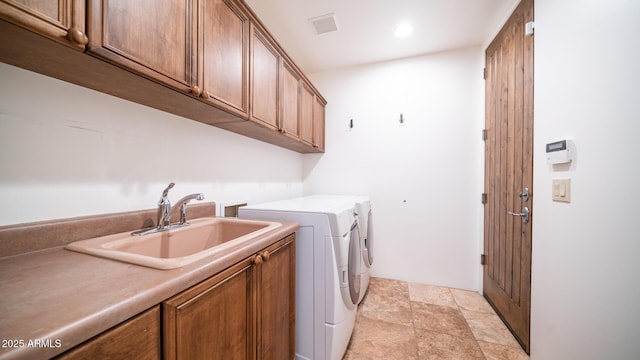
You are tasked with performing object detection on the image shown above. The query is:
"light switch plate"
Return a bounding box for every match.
[552,179,571,203]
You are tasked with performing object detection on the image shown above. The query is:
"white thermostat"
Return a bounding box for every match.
[546,140,572,164]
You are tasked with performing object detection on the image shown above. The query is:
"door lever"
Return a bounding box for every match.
[508,207,530,223]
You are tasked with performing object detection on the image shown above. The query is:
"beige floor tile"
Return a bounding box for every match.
[347,315,419,360]
[359,277,413,325]
[409,283,458,308]
[415,329,485,360]
[361,277,410,308]
[478,341,529,360]
[451,288,496,314]
[411,302,474,338]
[342,349,381,360]
[358,307,414,326]
[461,310,521,348]
[344,278,529,360]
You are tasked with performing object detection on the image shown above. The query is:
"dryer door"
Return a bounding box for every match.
[348,221,361,305]
[365,209,373,266]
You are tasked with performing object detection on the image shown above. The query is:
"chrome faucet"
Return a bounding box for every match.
[132,182,205,236]
[171,193,205,225]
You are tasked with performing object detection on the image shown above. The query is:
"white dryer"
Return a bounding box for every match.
[303,195,373,304]
[239,197,361,360]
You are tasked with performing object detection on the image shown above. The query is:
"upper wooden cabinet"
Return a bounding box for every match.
[313,95,326,151]
[279,58,326,151]
[86,0,196,93]
[199,0,249,117]
[0,0,325,153]
[280,59,302,139]
[299,81,315,146]
[0,0,87,50]
[249,23,279,131]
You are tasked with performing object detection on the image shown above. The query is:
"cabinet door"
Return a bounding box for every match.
[299,81,314,146]
[250,23,279,130]
[0,0,87,49]
[163,259,254,360]
[86,0,196,93]
[313,96,325,151]
[56,306,160,360]
[200,0,249,116]
[280,60,301,139]
[257,234,295,360]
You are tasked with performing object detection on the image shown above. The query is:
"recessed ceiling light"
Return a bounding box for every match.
[394,24,413,38]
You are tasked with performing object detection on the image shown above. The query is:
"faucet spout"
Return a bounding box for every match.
[171,193,205,224]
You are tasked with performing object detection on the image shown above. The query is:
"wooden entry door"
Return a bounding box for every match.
[483,0,534,353]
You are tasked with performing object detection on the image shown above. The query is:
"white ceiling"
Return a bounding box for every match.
[245,0,519,74]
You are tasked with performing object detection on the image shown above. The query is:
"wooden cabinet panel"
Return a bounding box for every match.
[86,0,195,92]
[280,60,301,139]
[56,306,160,360]
[250,24,279,130]
[313,97,325,150]
[200,0,249,116]
[1,0,325,153]
[299,81,314,146]
[163,259,254,360]
[0,0,86,49]
[257,235,295,359]
[163,234,295,360]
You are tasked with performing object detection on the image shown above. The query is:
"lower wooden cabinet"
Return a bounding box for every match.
[56,234,295,359]
[164,234,295,360]
[256,234,296,359]
[163,255,253,360]
[56,306,161,360]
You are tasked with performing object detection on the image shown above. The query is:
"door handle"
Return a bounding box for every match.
[508,207,530,223]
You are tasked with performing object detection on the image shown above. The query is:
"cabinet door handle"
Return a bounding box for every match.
[191,86,202,97]
[262,250,270,262]
[254,254,263,265]
[67,27,88,46]
[201,90,210,99]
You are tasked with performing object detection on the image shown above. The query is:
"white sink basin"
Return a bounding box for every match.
[66,217,281,269]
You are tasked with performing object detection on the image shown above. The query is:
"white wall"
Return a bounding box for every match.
[531,0,640,358]
[0,63,304,226]
[305,47,485,291]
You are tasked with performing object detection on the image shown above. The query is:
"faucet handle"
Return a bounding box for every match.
[161,182,175,198]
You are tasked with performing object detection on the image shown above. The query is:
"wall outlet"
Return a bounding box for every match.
[218,201,248,217]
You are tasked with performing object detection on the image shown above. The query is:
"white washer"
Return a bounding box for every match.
[303,195,373,304]
[239,197,361,360]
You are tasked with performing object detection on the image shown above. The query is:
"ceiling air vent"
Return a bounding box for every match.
[309,13,339,35]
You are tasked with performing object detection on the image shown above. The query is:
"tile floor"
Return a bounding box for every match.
[343,277,529,360]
